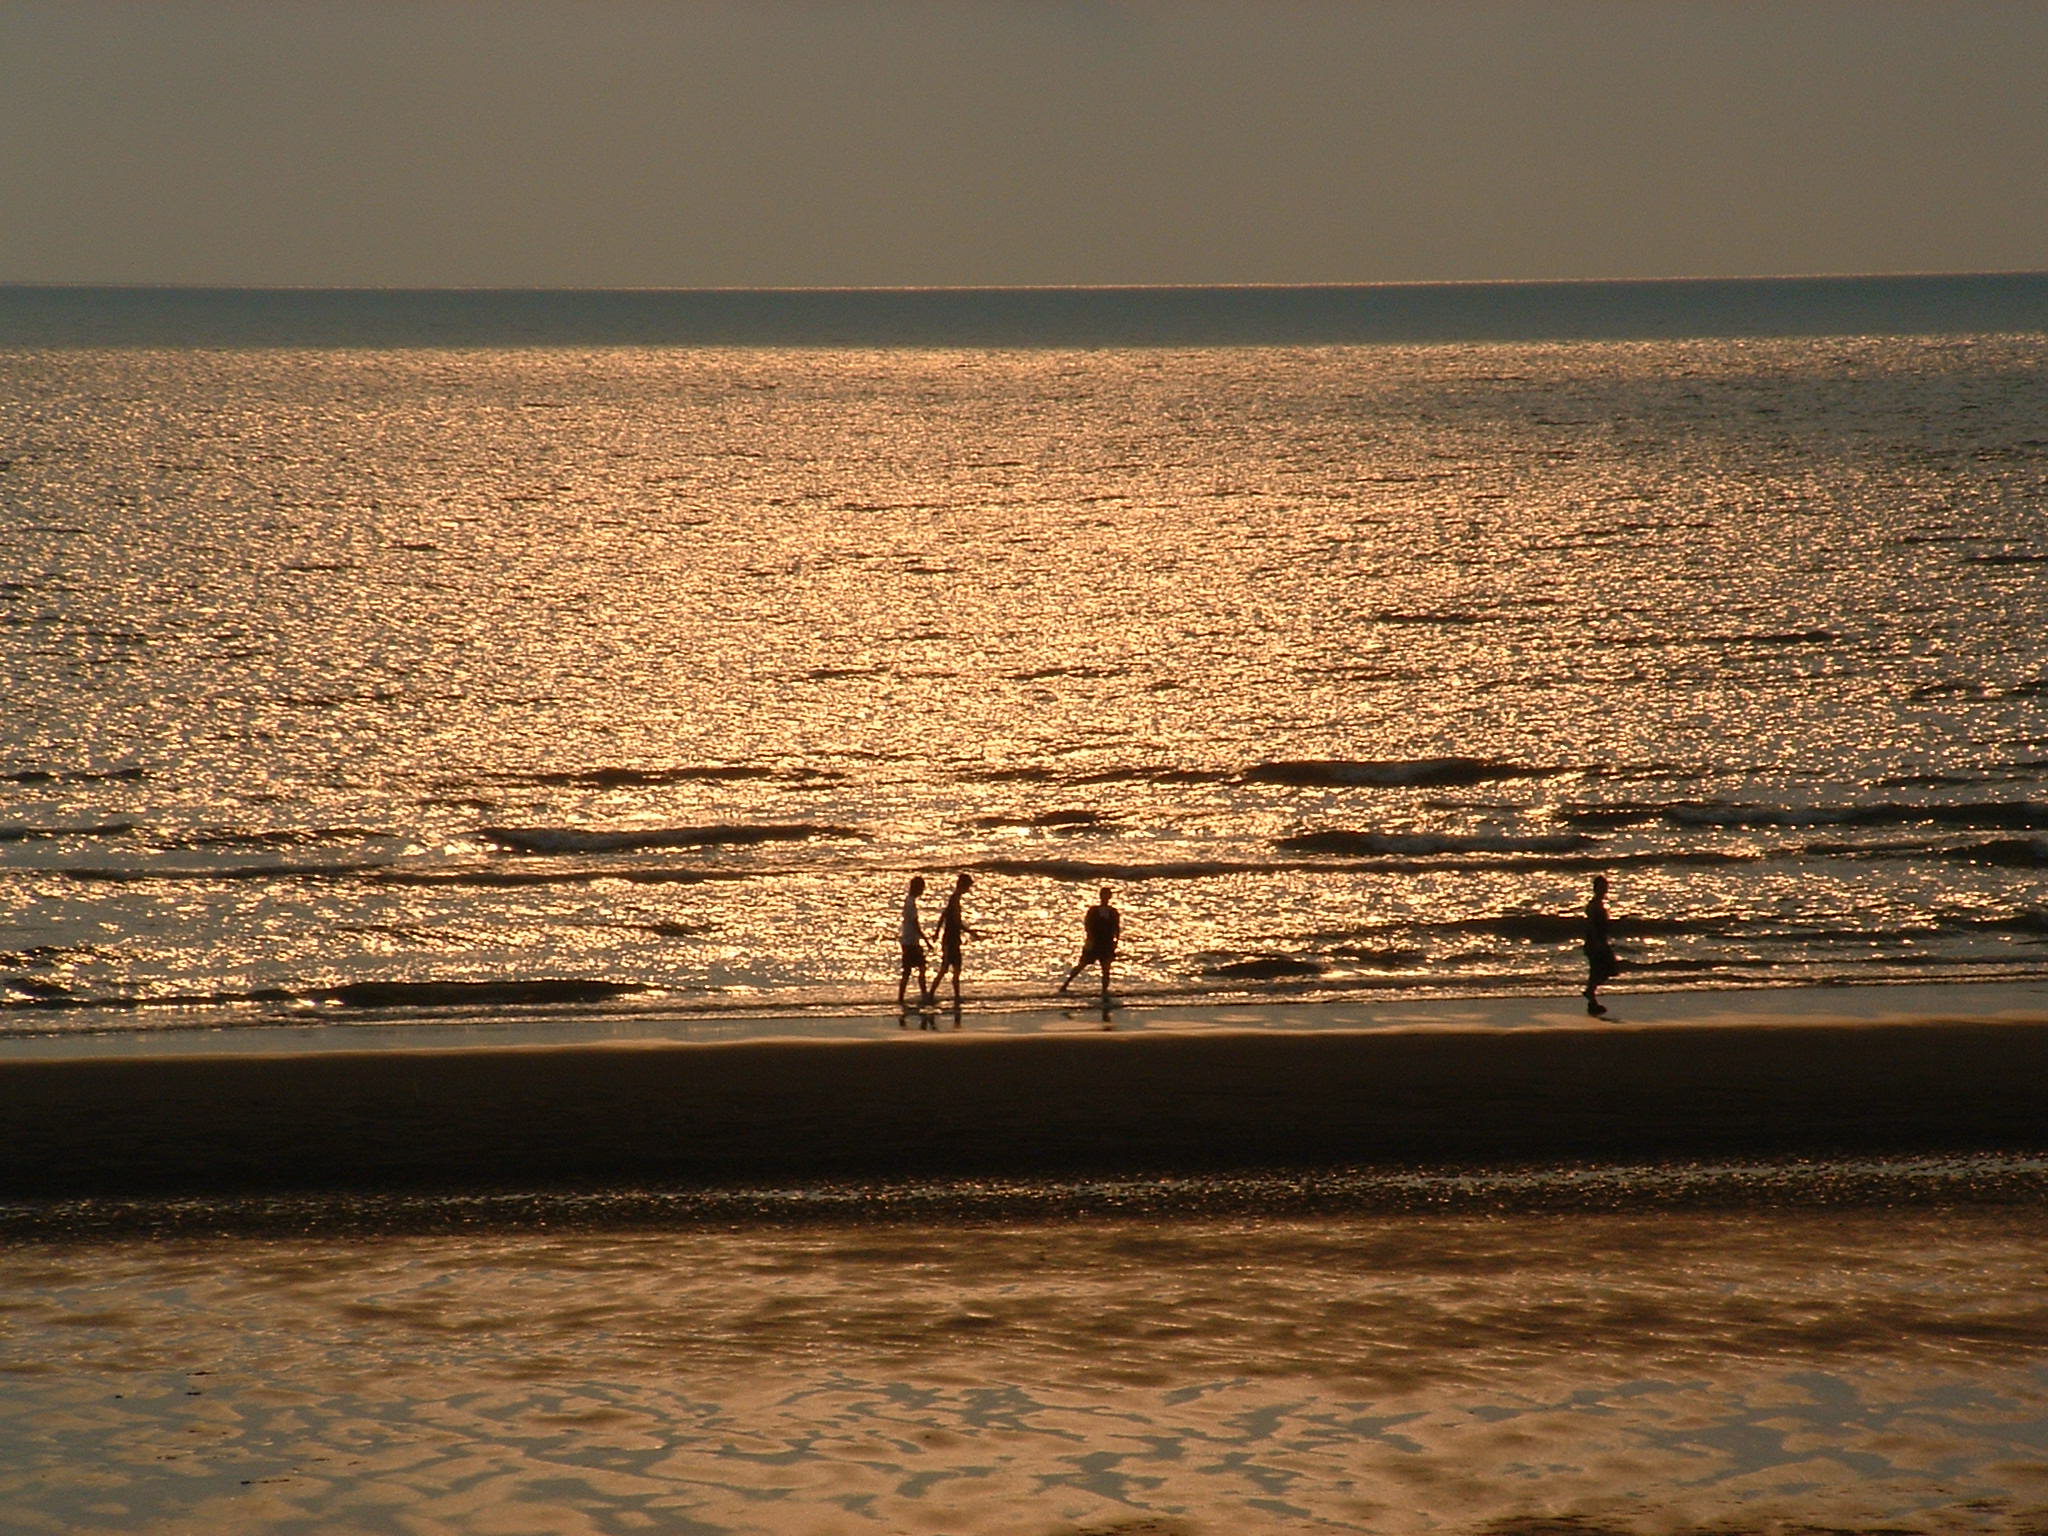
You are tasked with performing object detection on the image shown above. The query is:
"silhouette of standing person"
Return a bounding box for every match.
[895,875,931,1009]
[1584,874,1618,1015]
[929,873,981,1009]
[1058,885,1121,1001]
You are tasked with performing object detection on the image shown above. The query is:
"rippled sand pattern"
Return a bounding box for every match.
[5,1208,2048,1534]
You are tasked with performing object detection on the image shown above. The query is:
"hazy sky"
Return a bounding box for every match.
[3,1,2045,288]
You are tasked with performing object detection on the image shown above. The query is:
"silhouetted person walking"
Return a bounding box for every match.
[1584,874,1617,1015]
[896,875,931,1008]
[929,873,981,1008]
[1058,886,1121,1001]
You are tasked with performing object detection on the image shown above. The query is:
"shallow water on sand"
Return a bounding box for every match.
[7,1167,2048,1535]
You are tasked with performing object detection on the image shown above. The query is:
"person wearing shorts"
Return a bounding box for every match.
[1584,874,1618,1015]
[896,875,931,1007]
[1059,886,1122,1000]
[929,873,980,1008]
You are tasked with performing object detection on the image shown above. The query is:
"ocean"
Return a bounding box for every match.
[3,277,2046,1035]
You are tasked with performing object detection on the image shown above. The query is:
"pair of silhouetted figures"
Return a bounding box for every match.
[896,875,1121,1010]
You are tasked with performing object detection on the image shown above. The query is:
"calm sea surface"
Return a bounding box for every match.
[3,287,2046,1033]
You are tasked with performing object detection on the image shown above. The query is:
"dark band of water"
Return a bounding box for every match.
[7,1152,2045,1243]
[5,272,2046,347]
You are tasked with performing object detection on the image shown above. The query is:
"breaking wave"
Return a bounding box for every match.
[481,822,862,854]
[974,857,1270,882]
[0,766,147,786]
[1,977,649,1015]
[0,820,138,842]
[1245,757,1558,788]
[970,810,1116,831]
[1937,837,2047,868]
[1071,766,1235,786]
[1561,799,2048,832]
[152,826,390,850]
[462,765,836,790]
[55,859,394,884]
[320,978,649,1010]
[1277,829,1592,857]
[369,867,751,888]
[1697,628,1839,647]
[1200,954,1330,981]
[1429,912,1719,943]
[954,765,1233,786]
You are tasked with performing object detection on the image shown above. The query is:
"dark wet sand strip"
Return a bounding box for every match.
[6,1015,2048,1197]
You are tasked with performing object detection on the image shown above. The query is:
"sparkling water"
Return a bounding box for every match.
[3,303,2045,1029]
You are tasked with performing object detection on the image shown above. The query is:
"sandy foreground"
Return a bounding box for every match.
[3,981,2048,1197]
[5,1193,2048,1535]
[5,984,2048,1535]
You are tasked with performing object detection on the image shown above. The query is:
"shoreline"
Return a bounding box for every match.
[3,979,2047,1200]
[4,973,2048,1059]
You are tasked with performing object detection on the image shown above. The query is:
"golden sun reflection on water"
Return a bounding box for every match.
[2,338,2045,1011]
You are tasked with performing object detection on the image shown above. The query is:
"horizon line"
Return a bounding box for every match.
[6,269,2047,296]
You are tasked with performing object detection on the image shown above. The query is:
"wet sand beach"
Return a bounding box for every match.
[4,983,2048,1199]
[6,985,2048,1534]
[6,1169,2048,1535]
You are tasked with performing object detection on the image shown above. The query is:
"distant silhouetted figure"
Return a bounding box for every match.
[928,873,981,1008]
[1058,886,1122,1000]
[896,875,931,1008]
[1584,875,1618,1015]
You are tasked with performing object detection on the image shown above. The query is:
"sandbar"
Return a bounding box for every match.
[4,980,2047,1198]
